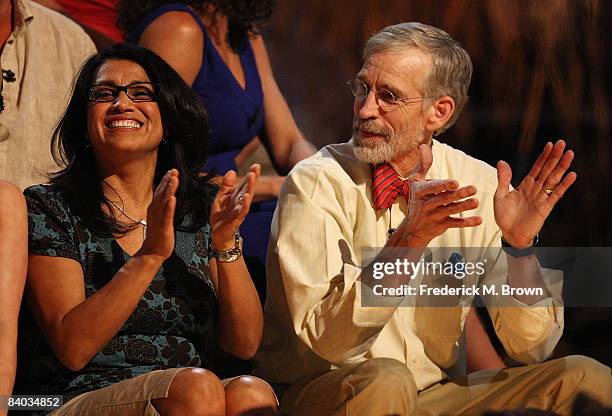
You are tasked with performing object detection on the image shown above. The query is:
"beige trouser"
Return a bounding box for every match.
[51,368,255,415]
[280,356,612,416]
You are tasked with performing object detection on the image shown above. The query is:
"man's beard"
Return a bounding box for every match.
[351,117,424,165]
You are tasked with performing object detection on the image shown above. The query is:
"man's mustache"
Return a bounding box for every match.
[353,120,391,138]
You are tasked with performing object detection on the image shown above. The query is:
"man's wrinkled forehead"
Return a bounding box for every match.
[358,49,432,91]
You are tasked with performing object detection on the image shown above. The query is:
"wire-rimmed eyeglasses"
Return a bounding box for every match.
[347,78,431,111]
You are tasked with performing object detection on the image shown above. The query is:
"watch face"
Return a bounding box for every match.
[214,234,243,262]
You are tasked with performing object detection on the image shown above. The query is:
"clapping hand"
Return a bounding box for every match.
[395,144,482,247]
[210,164,260,250]
[494,140,577,248]
[138,169,179,260]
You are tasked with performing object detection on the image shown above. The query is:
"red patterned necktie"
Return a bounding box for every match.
[372,163,411,210]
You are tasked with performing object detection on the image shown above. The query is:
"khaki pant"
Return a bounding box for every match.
[280,356,612,416]
[51,368,253,415]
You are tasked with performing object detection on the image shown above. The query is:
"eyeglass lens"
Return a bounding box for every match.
[349,79,398,107]
[89,83,157,102]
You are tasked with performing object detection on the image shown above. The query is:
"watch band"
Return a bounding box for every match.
[501,234,540,257]
[213,233,243,263]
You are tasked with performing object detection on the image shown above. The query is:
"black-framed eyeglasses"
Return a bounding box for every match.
[88,82,160,103]
[347,78,431,111]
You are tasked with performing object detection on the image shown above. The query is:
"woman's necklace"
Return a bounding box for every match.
[108,199,147,239]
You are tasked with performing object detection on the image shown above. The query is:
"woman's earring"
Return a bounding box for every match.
[161,138,168,145]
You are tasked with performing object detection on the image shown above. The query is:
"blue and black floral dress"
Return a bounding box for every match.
[16,184,219,406]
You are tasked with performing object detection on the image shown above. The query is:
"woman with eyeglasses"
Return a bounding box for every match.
[15,43,277,416]
[117,0,316,298]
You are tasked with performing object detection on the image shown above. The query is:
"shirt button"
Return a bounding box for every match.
[7,39,14,44]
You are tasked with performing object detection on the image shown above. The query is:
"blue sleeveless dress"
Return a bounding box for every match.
[128,4,274,297]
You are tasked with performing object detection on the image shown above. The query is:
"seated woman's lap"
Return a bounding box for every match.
[50,368,276,416]
[50,368,183,415]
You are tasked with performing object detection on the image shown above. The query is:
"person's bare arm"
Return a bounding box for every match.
[465,307,505,373]
[27,253,163,371]
[25,171,179,371]
[250,35,315,175]
[0,182,27,413]
[210,254,262,359]
[209,166,263,359]
[139,12,204,86]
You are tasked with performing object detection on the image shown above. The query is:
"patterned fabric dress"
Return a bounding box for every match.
[15,184,219,409]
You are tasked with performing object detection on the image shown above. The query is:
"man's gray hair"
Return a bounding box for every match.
[364,22,472,134]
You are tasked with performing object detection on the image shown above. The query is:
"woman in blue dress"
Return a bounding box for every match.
[118,0,316,296]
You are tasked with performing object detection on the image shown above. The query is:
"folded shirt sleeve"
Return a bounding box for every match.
[482,248,564,364]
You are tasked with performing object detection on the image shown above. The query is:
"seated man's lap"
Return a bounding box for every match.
[279,356,611,415]
[280,358,418,415]
[418,355,612,415]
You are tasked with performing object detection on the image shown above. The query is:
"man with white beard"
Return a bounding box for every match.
[254,22,611,415]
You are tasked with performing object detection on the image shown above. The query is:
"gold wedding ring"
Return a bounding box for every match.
[544,188,554,195]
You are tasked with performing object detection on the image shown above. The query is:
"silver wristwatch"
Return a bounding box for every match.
[213,233,243,263]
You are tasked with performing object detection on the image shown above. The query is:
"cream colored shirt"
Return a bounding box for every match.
[254,139,563,391]
[0,0,95,190]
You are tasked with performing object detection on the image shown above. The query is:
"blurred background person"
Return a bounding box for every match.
[31,0,122,48]
[0,0,95,190]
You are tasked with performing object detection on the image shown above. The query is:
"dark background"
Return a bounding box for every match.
[261,0,612,366]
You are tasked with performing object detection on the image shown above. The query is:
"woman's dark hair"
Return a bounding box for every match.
[50,43,214,235]
[117,0,276,52]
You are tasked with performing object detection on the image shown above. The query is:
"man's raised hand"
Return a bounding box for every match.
[494,140,577,248]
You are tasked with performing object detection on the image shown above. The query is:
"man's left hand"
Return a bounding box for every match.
[494,140,577,248]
